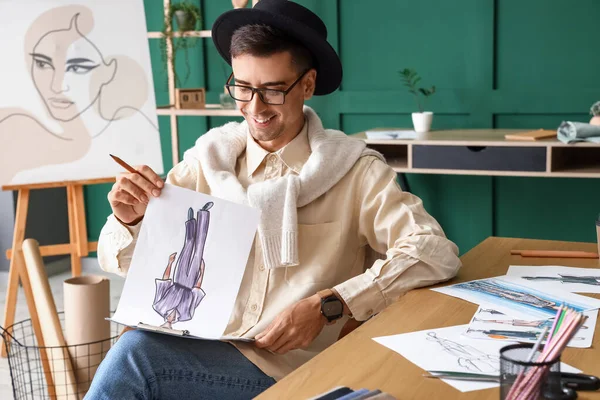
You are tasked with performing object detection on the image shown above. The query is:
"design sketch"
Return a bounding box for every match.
[0,4,161,184]
[522,275,600,286]
[472,316,589,330]
[426,332,499,373]
[472,317,554,329]
[466,328,584,342]
[478,308,505,316]
[152,203,214,329]
[453,279,586,317]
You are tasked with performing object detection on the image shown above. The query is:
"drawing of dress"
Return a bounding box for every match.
[152,202,213,325]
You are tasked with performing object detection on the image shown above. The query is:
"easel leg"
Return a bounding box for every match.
[73,185,89,260]
[66,185,82,277]
[1,189,29,358]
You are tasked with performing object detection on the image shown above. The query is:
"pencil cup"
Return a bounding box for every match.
[500,344,561,400]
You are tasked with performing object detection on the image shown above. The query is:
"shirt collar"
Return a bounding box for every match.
[246,119,311,177]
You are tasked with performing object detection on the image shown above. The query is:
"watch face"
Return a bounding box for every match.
[323,298,343,318]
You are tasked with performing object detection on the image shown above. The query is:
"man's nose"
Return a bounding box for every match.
[245,91,268,115]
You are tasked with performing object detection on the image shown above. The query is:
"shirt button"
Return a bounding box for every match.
[251,304,257,311]
[367,309,373,316]
[258,265,265,271]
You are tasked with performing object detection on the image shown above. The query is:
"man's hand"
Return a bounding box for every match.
[254,294,328,354]
[107,165,164,225]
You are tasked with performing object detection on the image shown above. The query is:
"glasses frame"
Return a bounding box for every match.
[225,69,310,105]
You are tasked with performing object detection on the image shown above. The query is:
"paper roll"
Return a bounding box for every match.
[22,239,79,399]
[64,275,110,395]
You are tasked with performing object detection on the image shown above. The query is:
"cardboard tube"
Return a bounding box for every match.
[64,275,110,395]
[22,239,79,399]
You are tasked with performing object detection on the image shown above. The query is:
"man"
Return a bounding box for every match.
[86,1,461,399]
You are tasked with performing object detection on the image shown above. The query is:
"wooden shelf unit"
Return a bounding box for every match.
[157,104,241,117]
[147,30,212,38]
[147,1,242,166]
[355,129,600,178]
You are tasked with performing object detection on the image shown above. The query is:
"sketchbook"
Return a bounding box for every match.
[111,184,260,341]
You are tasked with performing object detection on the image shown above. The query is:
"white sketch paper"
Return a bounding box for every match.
[373,325,580,393]
[0,0,163,186]
[112,184,260,340]
[464,306,597,349]
[507,265,600,294]
[432,276,600,320]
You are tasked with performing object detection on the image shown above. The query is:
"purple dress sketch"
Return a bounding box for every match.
[152,202,213,328]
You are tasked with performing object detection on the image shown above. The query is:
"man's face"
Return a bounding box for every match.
[231,51,315,146]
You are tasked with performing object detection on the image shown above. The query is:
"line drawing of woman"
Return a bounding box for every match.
[152,203,214,329]
[0,4,162,185]
[426,332,499,373]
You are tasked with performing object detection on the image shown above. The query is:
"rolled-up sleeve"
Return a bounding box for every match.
[96,160,199,276]
[97,214,141,277]
[334,158,462,321]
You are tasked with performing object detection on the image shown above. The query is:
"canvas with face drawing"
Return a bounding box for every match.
[0,0,163,186]
[111,184,261,340]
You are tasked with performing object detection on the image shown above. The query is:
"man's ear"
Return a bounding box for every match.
[303,69,317,100]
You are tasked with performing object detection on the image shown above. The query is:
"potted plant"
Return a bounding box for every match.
[590,101,600,126]
[399,68,436,133]
[160,1,202,87]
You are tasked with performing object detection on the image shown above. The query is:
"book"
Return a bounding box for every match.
[504,129,556,141]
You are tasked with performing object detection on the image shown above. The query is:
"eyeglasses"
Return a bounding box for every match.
[225,69,309,105]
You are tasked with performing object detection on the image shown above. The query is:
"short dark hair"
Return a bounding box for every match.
[230,24,314,73]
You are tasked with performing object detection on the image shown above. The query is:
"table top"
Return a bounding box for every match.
[258,237,600,400]
[352,128,600,147]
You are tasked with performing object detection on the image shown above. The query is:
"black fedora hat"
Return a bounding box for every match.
[212,0,342,95]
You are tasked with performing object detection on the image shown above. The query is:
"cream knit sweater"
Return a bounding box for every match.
[183,106,384,269]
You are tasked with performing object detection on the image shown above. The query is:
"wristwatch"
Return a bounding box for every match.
[318,289,344,322]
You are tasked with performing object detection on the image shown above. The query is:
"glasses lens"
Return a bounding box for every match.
[260,89,285,105]
[229,85,252,101]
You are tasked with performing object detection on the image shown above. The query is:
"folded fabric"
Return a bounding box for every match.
[557,121,600,144]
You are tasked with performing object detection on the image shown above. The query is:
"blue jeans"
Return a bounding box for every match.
[85,330,276,400]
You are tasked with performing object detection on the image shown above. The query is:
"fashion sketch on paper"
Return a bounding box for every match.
[472,317,554,329]
[454,279,587,316]
[426,332,499,373]
[152,203,214,329]
[466,328,584,342]
[522,275,600,286]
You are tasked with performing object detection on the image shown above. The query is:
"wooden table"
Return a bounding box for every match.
[258,237,600,399]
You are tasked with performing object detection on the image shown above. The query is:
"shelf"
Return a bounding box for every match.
[356,129,600,179]
[157,104,242,117]
[147,30,212,39]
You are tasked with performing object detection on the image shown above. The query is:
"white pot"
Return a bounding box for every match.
[412,112,433,133]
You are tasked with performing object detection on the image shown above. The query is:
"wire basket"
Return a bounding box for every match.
[1,312,123,400]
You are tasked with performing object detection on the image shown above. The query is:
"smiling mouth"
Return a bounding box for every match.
[48,98,74,109]
[251,115,276,126]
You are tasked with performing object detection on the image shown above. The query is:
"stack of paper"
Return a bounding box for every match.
[372,266,600,392]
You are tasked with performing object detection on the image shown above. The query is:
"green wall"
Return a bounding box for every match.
[85,0,600,256]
